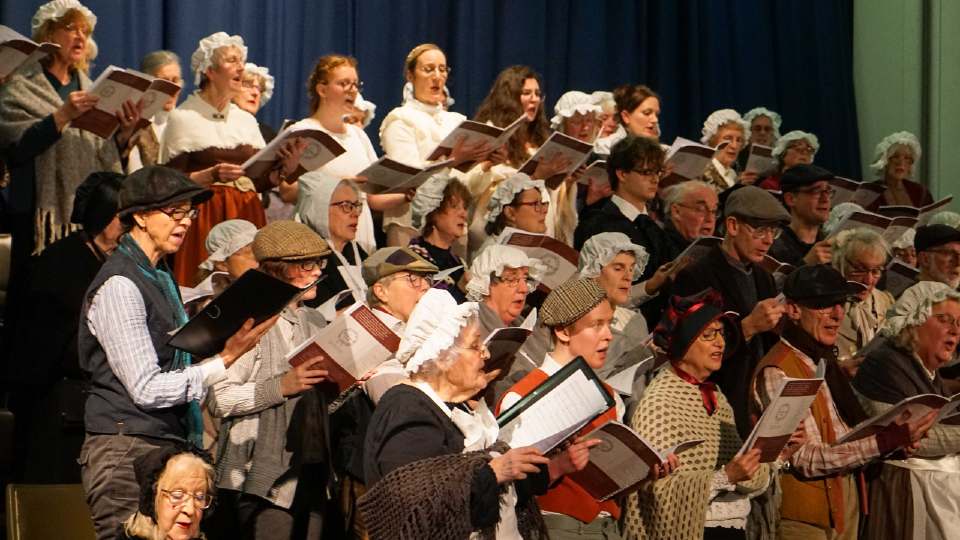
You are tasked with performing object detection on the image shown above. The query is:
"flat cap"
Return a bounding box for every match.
[253,220,330,262]
[780,164,834,193]
[362,246,439,286]
[723,185,791,224]
[783,264,866,309]
[541,278,607,327]
[118,166,211,216]
[915,224,960,253]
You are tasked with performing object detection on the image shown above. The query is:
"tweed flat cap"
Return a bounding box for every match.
[253,220,330,262]
[723,185,791,224]
[362,247,439,286]
[540,278,607,327]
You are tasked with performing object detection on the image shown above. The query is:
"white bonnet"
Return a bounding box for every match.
[591,91,615,110]
[411,174,454,230]
[743,106,783,140]
[870,131,921,174]
[891,228,916,251]
[486,173,549,224]
[700,109,749,145]
[927,211,960,229]
[880,281,960,338]
[243,63,274,106]
[200,219,258,271]
[296,175,356,240]
[772,130,820,160]
[31,0,96,36]
[190,32,247,86]
[396,289,480,375]
[353,93,377,127]
[822,202,865,237]
[578,232,650,281]
[551,91,602,130]
[466,244,545,301]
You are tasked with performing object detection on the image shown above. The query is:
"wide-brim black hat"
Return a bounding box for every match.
[653,289,741,361]
[783,264,866,309]
[118,165,212,217]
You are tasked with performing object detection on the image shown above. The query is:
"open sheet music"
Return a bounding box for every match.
[759,254,797,276]
[355,156,455,195]
[570,421,702,501]
[70,66,164,138]
[884,261,919,298]
[483,324,534,380]
[242,126,346,179]
[498,228,579,291]
[285,303,401,394]
[0,25,59,78]
[740,377,823,462]
[427,115,525,171]
[744,144,777,175]
[662,137,721,183]
[836,393,960,445]
[497,358,615,453]
[518,132,594,189]
[675,236,722,263]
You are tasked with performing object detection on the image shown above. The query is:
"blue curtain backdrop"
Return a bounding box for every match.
[1,0,862,177]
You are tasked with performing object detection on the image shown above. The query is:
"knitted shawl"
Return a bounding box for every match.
[0,62,121,252]
[624,368,767,540]
[358,441,547,540]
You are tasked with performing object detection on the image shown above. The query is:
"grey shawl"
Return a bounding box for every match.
[0,62,121,252]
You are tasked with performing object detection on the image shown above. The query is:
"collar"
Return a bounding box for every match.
[911,353,938,381]
[372,307,405,334]
[711,158,737,188]
[719,244,753,275]
[539,353,564,376]
[187,91,232,121]
[405,96,446,116]
[671,363,718,415]
[611,194,647,221]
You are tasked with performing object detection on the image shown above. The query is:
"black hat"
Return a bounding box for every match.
[70,171,124,235]
[780,164,834,193]
[915,224,960,253]
[133,443,214,520]
[783,264,866,309]
[118,166,212,217]
[653,289,740,361]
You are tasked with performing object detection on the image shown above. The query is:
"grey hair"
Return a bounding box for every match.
[662,180,713,216]
[831,228,889,277]
[140,50,180,77]
[410,315,481,380]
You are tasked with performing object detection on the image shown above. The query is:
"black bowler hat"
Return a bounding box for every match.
[915,224,960,253]
[653,289,740,361]
[118,166,212,217]
[783,264,866,309]
[780,164,834,193]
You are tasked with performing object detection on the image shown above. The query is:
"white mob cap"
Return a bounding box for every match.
[881,281,960,338]
[31,0,96,35]
[578,232,650,281]
[743,106,783,140]
[243,63,274,106]
[396,289,480,375]
[486,173,549,224]
[772,130,820,160]
[353,93,377,127]
[466,244,545,301]
[700,108,749,145]
[190,31,247,86]
[551,91,602,130]
[870,131,922,175]
[411,174,455,230]
[200,219,258,271]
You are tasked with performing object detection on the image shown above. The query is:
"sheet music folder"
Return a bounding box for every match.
[496,357,615,429]
[168,269,320,357]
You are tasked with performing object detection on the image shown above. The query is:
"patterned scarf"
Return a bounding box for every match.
[671,363,718,416]
[116,234,203,447]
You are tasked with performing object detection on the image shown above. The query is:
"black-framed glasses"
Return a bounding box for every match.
[389,272,434,288]
[798,187,836,199]
[513,199,549,212]
[631,167,663,177]
[699,326,725,342]
[157,207,199,221]
[494,274,537,291]
[324,79,364,91]
[740,221,782,240]
[160,489,214,510]
[297,258,328,272]
[331,200,364,215]
[788,143,816,155]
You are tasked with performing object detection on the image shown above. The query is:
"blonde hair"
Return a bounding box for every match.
[306,54,358,114]
[33,9,95,74]
[404,43,442,78]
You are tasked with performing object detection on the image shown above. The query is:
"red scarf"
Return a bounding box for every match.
[672,364,718,416]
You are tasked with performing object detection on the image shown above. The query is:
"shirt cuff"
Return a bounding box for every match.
[198,355,226,386]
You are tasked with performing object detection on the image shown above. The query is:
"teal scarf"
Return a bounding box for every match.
[117,234,203,447]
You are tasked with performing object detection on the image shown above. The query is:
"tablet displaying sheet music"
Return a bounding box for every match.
[497,357,615,453]
[168,269,319,357]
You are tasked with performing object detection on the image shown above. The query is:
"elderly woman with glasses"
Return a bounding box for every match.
[852,282,960,540]
[757,131,820,192]
[699,109,750,191]
[469,172,550,259]
[119,445,216,540]
[831,229,895,377]
[208,220,335,539]
[295,177,368,310]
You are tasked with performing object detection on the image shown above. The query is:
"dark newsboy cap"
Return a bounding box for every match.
[118,166,212,216]
[780,164,834,193]
[783,264,866,309]
[915,224,960,253]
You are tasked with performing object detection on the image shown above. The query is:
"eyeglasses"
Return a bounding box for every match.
[797,187,836,199]
[157,207,199,221]
[59,22,89,36]
[631,167,663,177]
[389,272,434,288]
[929,249,960,262]
[331,200,364,215]
[297,258,328,272]
[418,65,451,77]
[160,489,214,510]
[494,274,537,291]
[699,326,725,342]
[845,259,884,279]
[677,202,718,217]
[240,79,261,90]
[788,144,816,155]
[513,199,549,212]
[933,313,960,329]
[324,79,364,91]
[740,221,782,240]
